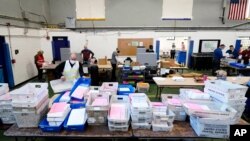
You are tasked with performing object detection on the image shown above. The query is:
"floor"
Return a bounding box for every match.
[0,68,247,141]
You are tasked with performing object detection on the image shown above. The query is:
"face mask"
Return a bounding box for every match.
[70,60,76,64]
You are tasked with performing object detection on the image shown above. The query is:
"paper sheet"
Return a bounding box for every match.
[47,102,69,117]
[119,88,130,92]
[185,103,210,111]
[67,108,86,126]
[168,98,182,106]
[109,103,126,120]
[71,86,89,99]
[59,91,71,102]
[91,97,108,106]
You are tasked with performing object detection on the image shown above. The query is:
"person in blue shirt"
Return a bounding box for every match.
[226,45,234,58]
[212,44,225,76]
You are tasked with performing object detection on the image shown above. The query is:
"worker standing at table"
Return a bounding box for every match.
[81,45,94,65]
[111,48,120,81]
[241,46,250,65]
[34,50,45,82]
[212,44,225,76]
[55,53,83,81]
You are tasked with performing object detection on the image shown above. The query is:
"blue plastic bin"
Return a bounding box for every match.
[39,118,64,132]
[63,112,87,131]
[117,84,135,95]
[229,62,246,68]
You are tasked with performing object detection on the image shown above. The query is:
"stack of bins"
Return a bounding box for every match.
[130,93,152,130]
[108,95,130,131]
[204,80,248,123]
[10,83,49,128]
[0,84,15,124]
[151,102,175,132]
[161,94,187,121]
[86,92,110,125]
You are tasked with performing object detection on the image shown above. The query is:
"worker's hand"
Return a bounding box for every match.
[60,76,66,81]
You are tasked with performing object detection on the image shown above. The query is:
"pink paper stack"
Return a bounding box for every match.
[109,103,126,120]
[71,86,89,100]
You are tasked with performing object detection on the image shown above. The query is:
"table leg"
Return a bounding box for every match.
[156,85,159,99]
[15,137,19,141]
[159,87,163,100]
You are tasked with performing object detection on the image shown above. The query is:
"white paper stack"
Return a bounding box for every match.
[67,108,87,126]
[59,91,71,102]
[204,80,248,123]
[47,102,71,126]
[130,93,152,130]
[10,83,49,128]
[0,92,15,124]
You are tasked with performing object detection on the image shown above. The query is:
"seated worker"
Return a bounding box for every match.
[146,45,154,52]
[89,59,99,86]
[55,53,83,81]
[124,57,133,66]
[226,45,234,58]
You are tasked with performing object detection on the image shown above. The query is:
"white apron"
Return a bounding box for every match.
[63,60,80,81]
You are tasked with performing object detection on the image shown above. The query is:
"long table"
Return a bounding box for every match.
[153,77,250,99]
[4,120,248,141]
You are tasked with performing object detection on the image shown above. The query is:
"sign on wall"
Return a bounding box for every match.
[198,40,221,53]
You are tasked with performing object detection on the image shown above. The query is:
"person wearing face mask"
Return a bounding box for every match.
[111,48,120,81]
[55,53,83,81]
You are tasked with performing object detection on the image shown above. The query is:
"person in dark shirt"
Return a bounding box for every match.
[124,57,133,65]
[89,59,99,86]
[170,43,176,59]
[226,45,234,57]
[212,44,225,76]
[55,53,83,81]
[146,45,154,53]
[81,45,94,65]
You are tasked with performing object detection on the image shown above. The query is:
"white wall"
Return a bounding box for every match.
[0,26,42,85]
[43,30,250,60]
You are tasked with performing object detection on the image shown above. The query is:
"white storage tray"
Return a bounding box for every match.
[152,122,173,132]
[1,115,16,124]
[10,83,48,103]
[190,116,229,138]
[100,82,118,96]
[108,124,129,132]
[12,90,48,108]
[14,99,49,128]
[183,101,237,119]
[204,80,248,102]
[50,79,73,93]
[131,122,151,130]
[0,83,9,95]
[153,110,175,124]
[86,93,110,111]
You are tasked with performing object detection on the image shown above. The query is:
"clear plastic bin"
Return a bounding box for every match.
[1,115,16,124]
[153,110,175,124]
[14,99,49,128]
[10,83,48,103]
[108,124,129,132]
[50,79,73,93]
[183,101,237,119]
[204,80,248,103]
[152,121,173,132]
[190,116,229,138]
[131,122,151,130]
[99,82,118,96]
[136,83,150,93]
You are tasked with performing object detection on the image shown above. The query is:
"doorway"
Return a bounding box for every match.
[0,36,14,87]
[158,36,190,66]
[52,37,70,61]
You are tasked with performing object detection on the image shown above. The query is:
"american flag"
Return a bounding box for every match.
[228,0,248,20]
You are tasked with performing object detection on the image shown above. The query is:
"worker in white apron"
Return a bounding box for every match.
[55,53,83,81]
